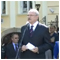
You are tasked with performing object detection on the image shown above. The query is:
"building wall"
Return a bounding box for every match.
[15,1,42,27]
[15,1,27,27]
[47,1,59,25]
[1,1,59,32]
[1,1,10,28]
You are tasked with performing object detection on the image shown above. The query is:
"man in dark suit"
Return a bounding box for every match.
[20,9,52,59]
[5,33,20,59]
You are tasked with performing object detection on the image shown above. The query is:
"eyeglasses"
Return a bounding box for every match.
[14,37,19,39]
[27,15,37,16]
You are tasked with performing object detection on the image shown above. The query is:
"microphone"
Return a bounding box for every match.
[15,23,29,59]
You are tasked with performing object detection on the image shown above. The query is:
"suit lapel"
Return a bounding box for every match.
[25,26,30,38]
[32,24,41,38]
[11,43,16,54]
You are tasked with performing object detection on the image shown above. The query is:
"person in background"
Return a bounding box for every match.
[49,25,59,58]
[1,35,11,59]
[53,41,59,59]
[20,9,52,59]
[1,44,6,59]
[57,27,59,40]
[5,33,20,59]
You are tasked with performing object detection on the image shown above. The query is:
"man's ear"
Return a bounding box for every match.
[11,38,13,41]
[37,16,39,20]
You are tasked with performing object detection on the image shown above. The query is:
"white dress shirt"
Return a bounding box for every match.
[29,21,39,31]
[12,42,18,51]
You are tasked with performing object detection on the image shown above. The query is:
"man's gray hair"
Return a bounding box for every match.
[28,9,39,16]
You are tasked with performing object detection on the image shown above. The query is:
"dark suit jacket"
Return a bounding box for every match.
[1,45,6,59]
[20,23,52,59]
[5,43,18,59]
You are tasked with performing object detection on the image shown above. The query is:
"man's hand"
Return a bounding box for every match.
[21,45,27,52]
[51,37,55,42]
[31,47,39,53]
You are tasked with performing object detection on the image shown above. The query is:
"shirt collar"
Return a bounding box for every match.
[12,42,15,50]
[12,42,18,49]
[29,21,38,31]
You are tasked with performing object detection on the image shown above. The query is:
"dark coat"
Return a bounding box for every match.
[1,45,6,59]
[5,43,19,59]
[20,23,52,59]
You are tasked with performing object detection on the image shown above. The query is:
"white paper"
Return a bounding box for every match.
[26,42,36,50]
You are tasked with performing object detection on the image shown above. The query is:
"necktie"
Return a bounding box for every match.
[30,26,33,37]
[15,44,20,58]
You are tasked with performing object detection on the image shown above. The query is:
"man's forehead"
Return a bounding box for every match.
[13,34,19,37]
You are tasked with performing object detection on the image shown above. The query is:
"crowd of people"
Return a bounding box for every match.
[1,9,59,59]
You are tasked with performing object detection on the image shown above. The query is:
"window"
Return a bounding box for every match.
[1,1,6,14]
[22,1,32,13]
[23,1,27,13]
[1,1,7,15]
[19,1,33,14]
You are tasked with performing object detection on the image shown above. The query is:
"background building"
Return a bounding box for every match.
[1,1,59,32]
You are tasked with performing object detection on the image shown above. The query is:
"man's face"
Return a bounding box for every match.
[11,34,19,43]
[27,12,38,24]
